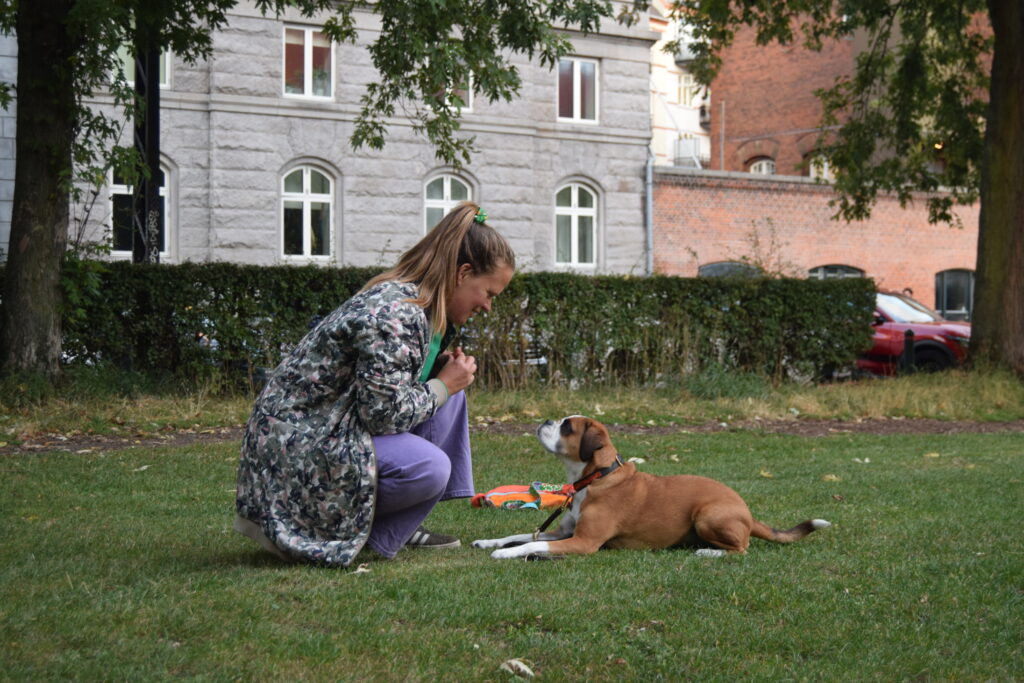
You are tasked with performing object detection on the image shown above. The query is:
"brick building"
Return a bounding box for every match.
[653,25,979,320]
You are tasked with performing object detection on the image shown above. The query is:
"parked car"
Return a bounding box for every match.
[857,292,971,375]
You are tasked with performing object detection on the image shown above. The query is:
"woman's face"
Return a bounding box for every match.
[447,262,514,325]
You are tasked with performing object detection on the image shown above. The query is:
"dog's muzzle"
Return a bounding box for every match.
[536,419,562,453]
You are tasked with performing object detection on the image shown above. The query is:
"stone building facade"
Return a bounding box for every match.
[52,3,656,274]
[0,34,15,257]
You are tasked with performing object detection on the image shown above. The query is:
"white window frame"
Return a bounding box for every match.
[809,155,834,181]
[557,57,599,124]
[808,264,864,280]
[449,73,474,113]
[423,174,472,233]
[282,25,335,99]
[554,183,598,268]
[114,46,172,89]
[280,166,334,262]
[108,167,171,260]
[749,158,776,175]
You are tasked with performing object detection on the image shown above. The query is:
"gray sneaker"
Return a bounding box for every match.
[405,526,461,549]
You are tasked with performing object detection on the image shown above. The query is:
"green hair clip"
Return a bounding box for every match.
[474,208,488,223]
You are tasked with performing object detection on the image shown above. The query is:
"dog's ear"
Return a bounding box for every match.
[578,421,608,462]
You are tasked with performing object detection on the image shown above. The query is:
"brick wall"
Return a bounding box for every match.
[708,26,855,175]
[653,168,978,307]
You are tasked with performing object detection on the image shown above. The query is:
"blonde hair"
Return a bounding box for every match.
[362,202,516,334]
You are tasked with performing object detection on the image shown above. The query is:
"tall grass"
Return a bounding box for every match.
[2,369,1021,443]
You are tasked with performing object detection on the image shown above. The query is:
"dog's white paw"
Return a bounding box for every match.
[491,540,550,559]
[472,539,499,549]
[695,548,726,558]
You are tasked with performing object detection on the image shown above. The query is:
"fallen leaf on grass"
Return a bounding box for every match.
[500,659,534,678]
[133,465,149,472]
[759,469,774,478]
[822,474,841,482]
[352,564,371,575]
[628,457,645,464]
[852,457,870,464]
[923,452,940,458]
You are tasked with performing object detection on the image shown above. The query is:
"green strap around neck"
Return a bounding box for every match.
[418,332,443,382]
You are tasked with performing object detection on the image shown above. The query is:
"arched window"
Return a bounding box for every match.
[554,183,597,267]
[807,155,833,181]
[748,157,776,175]
[935,269,974,321]
[281,166,333,259]
[808,264,864,280]
[698,261,760,278]
[109,166,170,259]
[424,174,471,231]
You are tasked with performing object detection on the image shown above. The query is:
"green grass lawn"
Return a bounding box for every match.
[3,429,1022,680]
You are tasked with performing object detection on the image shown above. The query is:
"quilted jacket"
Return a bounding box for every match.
[235,280,452,566]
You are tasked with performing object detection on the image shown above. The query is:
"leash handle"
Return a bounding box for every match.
[533,497,572,540]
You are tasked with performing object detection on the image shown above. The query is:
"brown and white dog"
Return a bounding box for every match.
[472,416,831,559]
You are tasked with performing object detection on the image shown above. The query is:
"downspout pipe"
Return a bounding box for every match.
[645,148,654,276]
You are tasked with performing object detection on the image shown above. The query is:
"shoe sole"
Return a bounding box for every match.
[406,539,461,549]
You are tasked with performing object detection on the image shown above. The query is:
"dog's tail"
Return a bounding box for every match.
[750,518,831,544]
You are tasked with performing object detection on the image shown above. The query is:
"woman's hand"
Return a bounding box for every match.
[436,347,476,395]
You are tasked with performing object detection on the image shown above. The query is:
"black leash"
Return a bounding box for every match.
[532,457,624,539]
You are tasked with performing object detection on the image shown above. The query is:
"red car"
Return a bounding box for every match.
[857,292,971,375]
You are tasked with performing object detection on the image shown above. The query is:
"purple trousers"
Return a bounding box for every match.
[366,391,473,558]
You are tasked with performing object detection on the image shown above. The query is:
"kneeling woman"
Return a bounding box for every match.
[234,202,515,566]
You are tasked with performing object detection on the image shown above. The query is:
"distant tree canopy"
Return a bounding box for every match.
[667,0,1023,375]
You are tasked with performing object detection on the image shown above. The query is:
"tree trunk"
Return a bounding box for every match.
[973,0,1024,375]
[0,0,76,379]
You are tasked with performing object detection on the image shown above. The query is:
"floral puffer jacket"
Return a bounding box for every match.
[236,280,451,566]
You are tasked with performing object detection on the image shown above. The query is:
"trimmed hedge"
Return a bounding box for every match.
[9,261,877,390]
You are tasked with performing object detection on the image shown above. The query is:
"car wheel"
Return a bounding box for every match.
[914,348,953,373]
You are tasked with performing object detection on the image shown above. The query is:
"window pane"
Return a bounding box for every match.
[113,194,133,251]
[284,29,305,94]
[450,178,468,201]
[283,202,304,255]
[309,170,330,195]
[937,270,972,320]
[116,44,134,83]
[556,214,571,263]
[311,32,331,97]
[425,177,445,199]
[578,216,594,264]
[579,61,596,120]
[157,195,166,252]
[159,52,168,86]
[556,186,572,207]
[577,187,594,208]
[558,60,574,118]
[310,202,330,256]
[426,207,444,230]
[284,169,303,193]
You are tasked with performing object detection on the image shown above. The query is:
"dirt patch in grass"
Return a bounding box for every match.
[3,418,1023,456]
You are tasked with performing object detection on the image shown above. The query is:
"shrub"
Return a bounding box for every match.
[5,261,876,391]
